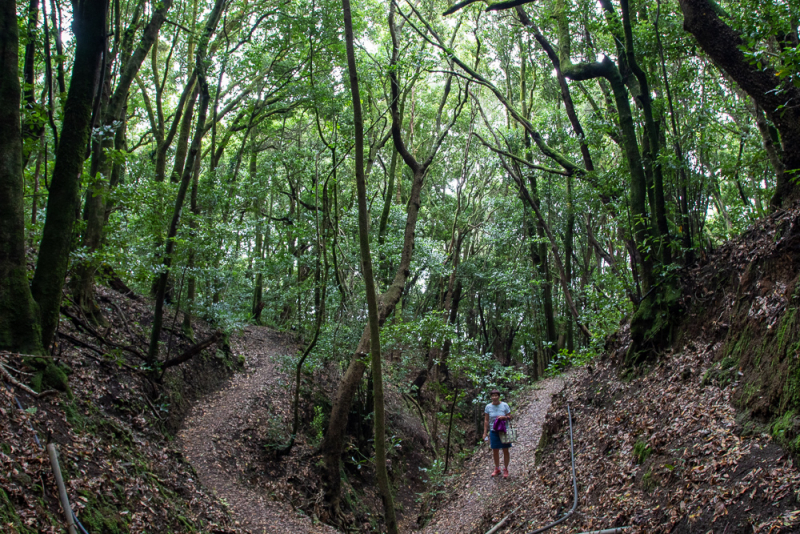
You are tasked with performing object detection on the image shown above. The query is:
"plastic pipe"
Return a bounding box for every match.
[47,443,78,534]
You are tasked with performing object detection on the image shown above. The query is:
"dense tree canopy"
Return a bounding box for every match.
[1,0,797,525]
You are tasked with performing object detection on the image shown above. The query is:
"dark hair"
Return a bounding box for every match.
[489,389,501,396]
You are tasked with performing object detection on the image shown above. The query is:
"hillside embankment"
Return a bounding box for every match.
[1,283,245,533]
[473,207,800,534]
[1,281,431,533]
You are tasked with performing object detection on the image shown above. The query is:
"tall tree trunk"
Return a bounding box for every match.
[147,0,225,363]
[654,0,693,262]
[617,0,671,264]
[565,173,575,353]
[527,172,558,356]
[72,0,173,323]
[182,153,202,340]
[170,82,200,183]
[320,1,464,515]
[341,1,397,526]
[152,74,197,183]
[378,146,398,249]
[48,0,66,95]
[250,149,264,323]
[0,0,44,354]
[753,102,786,189]
[567,58,678,362]
[31,0,109,351]
[565,58,652,289]
[21,0,43,166]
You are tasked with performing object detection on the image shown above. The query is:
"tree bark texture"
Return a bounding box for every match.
[31,0,109,351]
[0,0,44,354]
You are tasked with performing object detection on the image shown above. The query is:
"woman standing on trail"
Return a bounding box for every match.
[483,389,512,478]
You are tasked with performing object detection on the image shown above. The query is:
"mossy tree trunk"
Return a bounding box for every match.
[0,0,44,354]
[564,54,677,364]
[30,0,109,351]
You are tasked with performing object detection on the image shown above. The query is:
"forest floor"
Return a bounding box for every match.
[414,374,570,534]
[6,210,800,534]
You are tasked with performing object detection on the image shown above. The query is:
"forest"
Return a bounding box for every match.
[1,0,799,532]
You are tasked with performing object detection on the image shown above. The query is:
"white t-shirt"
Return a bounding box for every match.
[485,401,511,427]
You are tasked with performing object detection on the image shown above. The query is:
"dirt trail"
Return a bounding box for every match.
[415,375,569,534]
[179,326,338,534]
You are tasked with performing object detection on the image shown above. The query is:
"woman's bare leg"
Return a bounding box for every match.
[502,448,510,468]
[492,448,500,468]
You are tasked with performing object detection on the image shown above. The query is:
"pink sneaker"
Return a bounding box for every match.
[502,468,509,479]
[491,467,502,477]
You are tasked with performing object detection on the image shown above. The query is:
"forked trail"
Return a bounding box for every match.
[180,324,567,533]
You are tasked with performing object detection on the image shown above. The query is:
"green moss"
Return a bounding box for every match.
[0,488,38,534]
[741,383,759,407]
[29,361,72,398]
[627,282,681,366]
[777,308,797,354]
[177,515,196,532]
[771,410,800,455]
[43,363,70,391]
[702,355,739,388]
[77,490,131,534]
[725,323,752,362]
[641,469,656,492]
[781,359,800,414]
[633,439,652,464]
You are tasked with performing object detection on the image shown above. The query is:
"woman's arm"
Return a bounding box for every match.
[483,412,489,439]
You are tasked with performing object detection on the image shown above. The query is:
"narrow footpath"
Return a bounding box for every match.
[179,326,337,534]
[415,375,568,534]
